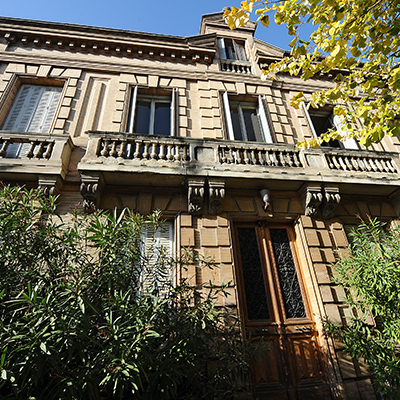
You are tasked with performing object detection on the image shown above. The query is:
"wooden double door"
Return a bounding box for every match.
[234,223,332,400]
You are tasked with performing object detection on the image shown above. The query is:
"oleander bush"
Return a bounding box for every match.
[0,186,250,400]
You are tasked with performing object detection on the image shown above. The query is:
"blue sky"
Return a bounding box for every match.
[0,0,311,50]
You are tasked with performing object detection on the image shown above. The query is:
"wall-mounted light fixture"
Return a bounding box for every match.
[260,188,270,211]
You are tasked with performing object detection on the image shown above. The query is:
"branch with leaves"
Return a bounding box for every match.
[224,0,400,147]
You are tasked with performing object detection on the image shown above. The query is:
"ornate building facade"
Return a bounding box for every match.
[0,12,398,399]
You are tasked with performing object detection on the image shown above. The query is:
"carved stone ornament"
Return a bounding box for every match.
[80,174,104,211]
[208,179,225,215]
[300,185,323,217]
[188,178,205,215]
[38,175,62,198]
[322,187,341,219]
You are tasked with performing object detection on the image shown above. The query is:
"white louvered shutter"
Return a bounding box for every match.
[332,115,358,150]
[233,40,247,61]
[140,222,174,297]
[258,95,273,143]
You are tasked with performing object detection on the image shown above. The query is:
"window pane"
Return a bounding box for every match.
[134,100,151,134]
[230,106,243,140]
[242,108,258,142]
[310,113,340,147]
[153,102,170,135]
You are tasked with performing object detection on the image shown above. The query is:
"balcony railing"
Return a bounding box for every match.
[80,132,400,186]
[219,59,252,74]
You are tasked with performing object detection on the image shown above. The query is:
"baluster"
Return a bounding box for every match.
[358,157,366,171]
[143,142,150,159]
[134,141,142,159]
[369,158,378,172]
[0,140,10,158]
[159,143,166,160]
[183,145,189,161]
[363,158,372,171]
[100,139,110,157]
[118,140,127,158]
[344,156,353,170]
[243,148,251,164]
[271,151,278,166]
[150,142,158,159]
[35,142,45,158]
[331,155,340,170]
[326,155,334,169]
[167,144,174,161]
[338,156,347,170]
[350,157,359,171]
[228,147,235,164]
[43,141,54,159]
[219,147,226,164]
[175,145,181,162]
[110,140,118,157]
[293,152,302,167]
[386,159,395,173]
[250,149,256,164]
[286,152,294,167]
[26,142,35,158]
[277,152,285,166]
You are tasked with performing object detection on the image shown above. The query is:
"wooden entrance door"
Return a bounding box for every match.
[234,223,332,400]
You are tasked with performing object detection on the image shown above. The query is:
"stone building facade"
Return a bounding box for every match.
[0,12,399,400]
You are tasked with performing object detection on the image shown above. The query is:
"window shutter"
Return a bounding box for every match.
[2,85,42,132]
[217,38,227,59]
[258,95,273,143]
[170,88,176,136]
[332,115,358,150]
[223,92,235,140]
[127,85,138,133]
[140,223,174,296]
[302,101,318,139]
[233,40,246,61]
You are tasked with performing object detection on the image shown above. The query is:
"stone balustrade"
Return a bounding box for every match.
[0,136,55,159]
[80,132,400,189]
[219,59,252,74]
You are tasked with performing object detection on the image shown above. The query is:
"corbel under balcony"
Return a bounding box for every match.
[299,184,341,219]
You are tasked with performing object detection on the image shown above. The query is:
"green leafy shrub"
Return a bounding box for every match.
[324,218,400,399]
[0,186,250,400]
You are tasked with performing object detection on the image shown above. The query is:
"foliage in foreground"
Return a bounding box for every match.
[0,186,250,400]
[225,0,400,148]
[324,219,400,399]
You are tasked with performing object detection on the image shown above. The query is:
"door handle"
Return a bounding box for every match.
[294,325,312,332]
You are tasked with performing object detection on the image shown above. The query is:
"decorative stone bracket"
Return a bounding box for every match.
[188,178,226,215]
[188,178,205,215]
[209,179,225,215]
[80,174,104,211]
[300,185,340,218]
[38,175,62,198]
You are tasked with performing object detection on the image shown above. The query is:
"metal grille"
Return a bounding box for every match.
[238,228,270,320]
[270,228,306,319]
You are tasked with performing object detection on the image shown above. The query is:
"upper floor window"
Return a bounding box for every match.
[1,84,62,158]
[223,92,273,143]
[127,87,176,136]
[217,38,247,61]
[302,103,358,150]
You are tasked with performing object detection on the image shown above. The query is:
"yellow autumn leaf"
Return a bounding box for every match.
[260,15,270,28]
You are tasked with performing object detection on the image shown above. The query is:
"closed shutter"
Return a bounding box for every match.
[140,222,174,297]
[2,85,62,159]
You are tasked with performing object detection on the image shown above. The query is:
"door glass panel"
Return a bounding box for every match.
[230,106,243,141]
[237,227,270,320]
[242,108,258,142]
[269,228,306,318]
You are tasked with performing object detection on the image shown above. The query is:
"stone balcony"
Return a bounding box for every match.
[219,59,252,74]
[0,131,73,194]
[79,132,400,197]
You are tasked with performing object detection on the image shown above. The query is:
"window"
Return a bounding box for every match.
[127,87,176,136]
[140,222,174,297]
[217,38,247,61]
[223,92,273,143]
[1,84,62,158]
[302,102,358,149]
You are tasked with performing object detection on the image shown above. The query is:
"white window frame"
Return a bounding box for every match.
[223,92,273,143]
[302,102,358,150]
[127,86,176,136]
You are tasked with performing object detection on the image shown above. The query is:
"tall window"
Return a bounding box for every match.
[1,84,62,158]
[127,87,176,136]
[302,103,358,149]
[217,38,247,61]
[223,92,273,143]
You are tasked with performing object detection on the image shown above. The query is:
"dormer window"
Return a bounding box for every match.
[217,38,247,61]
